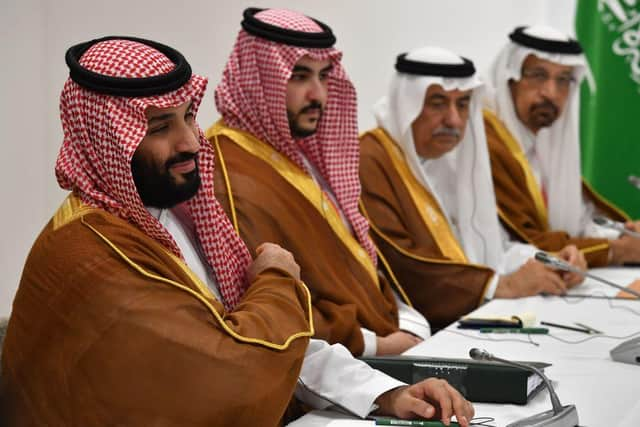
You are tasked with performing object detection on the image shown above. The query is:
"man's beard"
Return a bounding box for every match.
[529,99,559,129]
[287,101,323,138]
[131,152,201,209]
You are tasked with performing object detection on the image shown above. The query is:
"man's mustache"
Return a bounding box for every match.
[530,99,559,116]
[166,152,198,169]
[432,126,461,138]
[299,101,323,114]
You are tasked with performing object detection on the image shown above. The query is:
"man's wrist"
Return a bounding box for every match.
[494,275,513,298]
[608,240,622,265]
[373,385,406,415]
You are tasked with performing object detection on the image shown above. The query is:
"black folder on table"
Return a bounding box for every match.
[359,355,550,404]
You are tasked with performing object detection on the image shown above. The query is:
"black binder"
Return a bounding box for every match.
[359,355,550,404]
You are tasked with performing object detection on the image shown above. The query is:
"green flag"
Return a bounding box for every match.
[576,0,640,217]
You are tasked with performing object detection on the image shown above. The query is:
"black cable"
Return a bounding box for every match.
[443,329,540,347]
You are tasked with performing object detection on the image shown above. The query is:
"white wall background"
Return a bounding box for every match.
[0,0,577,316]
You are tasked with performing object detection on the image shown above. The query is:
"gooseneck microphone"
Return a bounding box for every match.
[593,216,640,239]
[534,251,640,299]
[469,348,578,427]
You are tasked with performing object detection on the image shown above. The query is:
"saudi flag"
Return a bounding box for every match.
[576,0,640,217]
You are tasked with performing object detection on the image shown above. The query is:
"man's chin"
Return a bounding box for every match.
[291,123,319,138]
[530,108,559,126]
[532,115,557,129]
[172,169,199,185]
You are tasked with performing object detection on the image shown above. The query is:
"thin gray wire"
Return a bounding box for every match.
[470,416,496,427]
[559,289,640,317]
[546,330,640,345]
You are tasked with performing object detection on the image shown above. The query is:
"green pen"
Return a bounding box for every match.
[479,327,549,334]
[374,419,460,426]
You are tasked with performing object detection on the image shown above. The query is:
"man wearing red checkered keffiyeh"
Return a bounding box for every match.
[2,33,475,427]
[208,7,431,357]
[1,36,314,426]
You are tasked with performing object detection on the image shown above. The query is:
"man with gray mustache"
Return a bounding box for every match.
[484,25,639,270]
[359,47,587,330]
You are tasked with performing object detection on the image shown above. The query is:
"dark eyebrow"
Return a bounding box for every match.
[523,66,547,74]
[292,65,313,73]
[321,64,334,73]
[427,94,448,102]
[147,113,175,124]
[147,102,193,124]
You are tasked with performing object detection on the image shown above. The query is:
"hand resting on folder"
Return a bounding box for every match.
[375,378,475,427]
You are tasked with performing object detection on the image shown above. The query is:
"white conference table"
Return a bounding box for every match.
[288,267,640,427]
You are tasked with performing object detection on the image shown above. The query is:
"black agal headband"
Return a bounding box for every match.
[395,53,476,78]
[66,36,192,97]
[241,7,336,48]
[509,26,583,54]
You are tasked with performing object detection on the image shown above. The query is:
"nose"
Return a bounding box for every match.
[539,77,558,99]
[306,76,326,103]
[174,122,201,154]
[444,104,464,129]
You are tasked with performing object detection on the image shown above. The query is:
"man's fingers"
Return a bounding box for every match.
[625,221,640,232]
[543,271,567,295]
[404,395,435,420]
[559,245,579,263]
[249,242,300,281]
[561,271,583,287]
[446,383,473,426]
[255,242,280,256]
[429,380,453,424]
[403,331,423,344]
[256,242,283,256]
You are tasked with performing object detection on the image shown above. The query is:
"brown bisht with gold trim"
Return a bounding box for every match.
[0,196,313,427]
[208,123,401,356]
[360,129,494,331]
[484,110,630,267]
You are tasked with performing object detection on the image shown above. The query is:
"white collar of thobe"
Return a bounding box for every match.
[145,205,222,301]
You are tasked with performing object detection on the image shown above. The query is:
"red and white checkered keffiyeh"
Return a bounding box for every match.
[215,8,377,265]
[56,39,252,310]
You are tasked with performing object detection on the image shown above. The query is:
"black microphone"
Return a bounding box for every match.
[469,348,578,427]
[593,216,640,239]
[534,251,640,299]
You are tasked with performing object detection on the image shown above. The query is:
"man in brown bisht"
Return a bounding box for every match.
[359,47,587,331]
[0,35,312,426]
[1,37,475,426]
[484,25,640,269]
[209,8,430,356]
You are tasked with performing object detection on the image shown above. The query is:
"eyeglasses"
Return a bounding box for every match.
[520,68,576,90]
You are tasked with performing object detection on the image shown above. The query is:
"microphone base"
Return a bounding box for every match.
[506,404,578,427]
